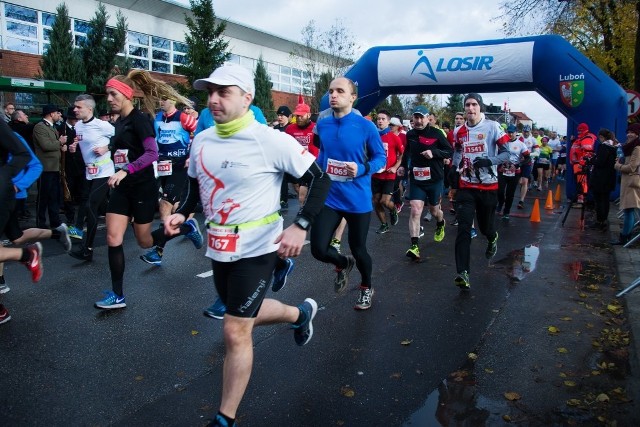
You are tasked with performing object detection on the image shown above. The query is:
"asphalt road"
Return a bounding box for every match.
[1,190,638,426]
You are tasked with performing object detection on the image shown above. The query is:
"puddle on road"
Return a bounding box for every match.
[493,243,540,282]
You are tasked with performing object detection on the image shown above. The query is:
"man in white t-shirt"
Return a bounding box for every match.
[68,94,115,262]
[163,64,331,427]
[547,130,562,178]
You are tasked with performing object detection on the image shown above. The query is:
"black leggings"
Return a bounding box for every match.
[592,191,611,223]
[455,189,498,274]
[497,173,519,215]
[310,206,373,287]
[76,177,110,248]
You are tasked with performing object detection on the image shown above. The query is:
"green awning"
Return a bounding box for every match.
[0,76,85,93]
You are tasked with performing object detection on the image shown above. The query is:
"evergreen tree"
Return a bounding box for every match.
[389,94,404,118]
[312,71,333,113]
[79,3,127,96]
[253,56,275,122]
[412,93,427,110]
[375,96,392,114]
[39,3,83,83]
[177,0,230,97]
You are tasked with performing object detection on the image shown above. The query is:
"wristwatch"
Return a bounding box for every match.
[293,216,311,231]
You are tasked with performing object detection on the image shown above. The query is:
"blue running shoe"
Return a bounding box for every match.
[206,414,236,427]
[292,298,318,346]
[272,258,295,292]
[203,298,226,319]
[95,291,126,309]
[140,246,162,266]
[68,225,84,240]
[185,218,204,249]
[471,228,478,239]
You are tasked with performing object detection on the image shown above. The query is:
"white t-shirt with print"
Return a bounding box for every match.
[189,121,315,262]
[75,117,115,180]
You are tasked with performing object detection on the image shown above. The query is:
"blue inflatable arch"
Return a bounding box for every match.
[320,35,627,198]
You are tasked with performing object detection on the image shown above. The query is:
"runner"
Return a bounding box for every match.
[397,105,452,260]
[139,93,199,265]
[310,77,386,310]
[67,94,115,262]
[516,125,537,209]
[94,70,201,310]
[371,109,404,234]
[163,63,331,427]
[451,93,510,290]
[496,124,530,220]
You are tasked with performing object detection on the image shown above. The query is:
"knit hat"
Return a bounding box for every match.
[276,105,292,116]
[463,93,484,111]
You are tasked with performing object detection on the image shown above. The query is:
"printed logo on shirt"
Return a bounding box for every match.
[418,136,437,146]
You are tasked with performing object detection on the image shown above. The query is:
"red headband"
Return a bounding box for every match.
[106,78,134,100]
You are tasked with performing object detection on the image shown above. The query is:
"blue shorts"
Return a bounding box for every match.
[408,179,444,206]
[520,164,532,179]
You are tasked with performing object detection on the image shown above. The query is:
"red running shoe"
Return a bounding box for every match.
[23,242,43,282]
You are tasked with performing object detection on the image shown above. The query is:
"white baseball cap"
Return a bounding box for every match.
[389,117,402,127]
[193,63,255,95]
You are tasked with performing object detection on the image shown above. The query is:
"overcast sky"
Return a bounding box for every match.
[172,0,567,132]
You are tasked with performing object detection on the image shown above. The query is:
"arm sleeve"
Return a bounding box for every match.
[180,113,197,132]
[126,136,159,174]
[175,176,200,217]
[295,161,331,226]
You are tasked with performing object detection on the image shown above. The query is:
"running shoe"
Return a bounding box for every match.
[418,226,425,238]
[56,223,72,252]
[406,244,420,260]
[434,219,446,242]
[70,246,93,262]
[0,276,8,294]
[451,219,459,226]
[517,200,524,209]
[354,287,374,310]
[471,228,478,239]
[95,291,126,309]
[423,212,432,222]
[577,194,584,204]
[502,214,510,220]
[203,297,226,319]
[334,255,355,293]
[495,204,503,213]
[390,207,399,226]
[486,232,499,259]
[207,414,236,427]
[330,238,341,254]
[140,246,162,266]
[376,223,390,234]
[185,218,204,249]
[23,242,43,282]
[395,202,404,214]
[293,298,318,346]
[449,208,456,215]
[0,304,11,324]
[455,271,470,290]
[272,258,295,292]
[67,225,84,240]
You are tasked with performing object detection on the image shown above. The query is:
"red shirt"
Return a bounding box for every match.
[373,130,404,180]
[286,121,318,158]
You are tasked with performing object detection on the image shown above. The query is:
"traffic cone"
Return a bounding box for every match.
[530,198,541,223]
[545,190,554,210]
[554,183,562,202]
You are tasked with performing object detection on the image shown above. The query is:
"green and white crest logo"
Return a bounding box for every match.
[559,73,585,108]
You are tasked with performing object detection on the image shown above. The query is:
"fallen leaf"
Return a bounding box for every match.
[390,372,402,379]
[191,330,199,336]
[560,317,572,321]
[502,414,512,422]
[548,326,560,334]
[557,347,569,353]
[340,386,355,398]
[468,353,478,361]
[559,372,567,378]
[504,391,521,401]
[607,304,623,315]
[485,368,494,374]
[567,399,581,406]
[135,375,144,381]
[596,393,609,402]
[400,339,412,346]
[564,380,577,387]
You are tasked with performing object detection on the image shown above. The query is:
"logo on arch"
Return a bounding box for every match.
[411,50,494,83]
[559,73,585,108]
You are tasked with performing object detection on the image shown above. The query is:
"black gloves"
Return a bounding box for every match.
[473,157,492,169]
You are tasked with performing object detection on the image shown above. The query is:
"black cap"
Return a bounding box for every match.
[66,106,77,120]
[99,110,110,117]
[42,104,60,116]
[276,105,291,116]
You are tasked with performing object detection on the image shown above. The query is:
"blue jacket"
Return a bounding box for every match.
[315,111,386,213]
[10,132,42,200]
[195,105,267,135]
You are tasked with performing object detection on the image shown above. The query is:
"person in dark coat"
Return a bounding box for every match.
[589,128,619,231]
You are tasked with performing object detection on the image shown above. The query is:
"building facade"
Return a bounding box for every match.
[0,0,325,113]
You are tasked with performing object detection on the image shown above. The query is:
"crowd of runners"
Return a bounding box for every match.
[2,63,584,426]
